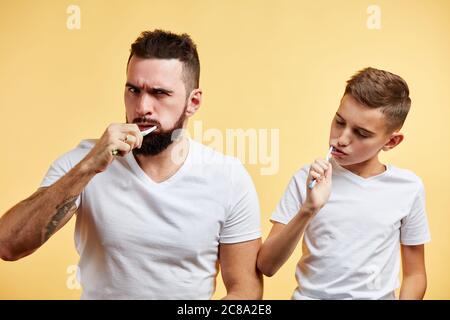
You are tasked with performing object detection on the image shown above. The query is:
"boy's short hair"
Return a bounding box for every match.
[127,29,200,94]
[345,67,411,132]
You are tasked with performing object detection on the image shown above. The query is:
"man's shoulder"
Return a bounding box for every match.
[67,139,96,158]
[76,139,98,150]
[52,139,96,167]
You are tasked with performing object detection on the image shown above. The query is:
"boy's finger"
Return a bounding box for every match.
[311,171,321,180]
[311,163,325,176]
[317,159,330,170]
[324,162,333,180]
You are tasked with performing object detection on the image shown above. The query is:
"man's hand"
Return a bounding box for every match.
[304,158,333,211]
[83,123,143,173]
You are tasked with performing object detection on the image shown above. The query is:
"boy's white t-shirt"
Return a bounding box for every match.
[40,138,261,299]
[271,159,430,300]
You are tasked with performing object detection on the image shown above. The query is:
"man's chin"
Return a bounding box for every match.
[130,107,187,156]
[133,133,174,156]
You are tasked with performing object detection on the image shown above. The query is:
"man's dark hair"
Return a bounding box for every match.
[127,29,200,94]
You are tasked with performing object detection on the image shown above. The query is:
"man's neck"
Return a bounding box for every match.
[341,155,386,178]
[134,136,190,183]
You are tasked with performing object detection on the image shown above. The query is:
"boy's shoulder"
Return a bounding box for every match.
[386,164,424,187]
[287,164,311,187]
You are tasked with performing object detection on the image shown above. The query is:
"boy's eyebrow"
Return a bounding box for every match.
[335,112,376,135]
[125,82,174,95]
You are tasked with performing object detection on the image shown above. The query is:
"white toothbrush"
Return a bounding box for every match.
[308,146,334,189]
[140,125,157,136]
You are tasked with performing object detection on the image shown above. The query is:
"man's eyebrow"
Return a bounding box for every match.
[335,112,375,135]
[125,82,173,95]
[149,87,174,95]
[125,82,139,89]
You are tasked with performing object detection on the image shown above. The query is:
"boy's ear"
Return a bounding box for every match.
[185,88,202,117]
[382,132,404,151]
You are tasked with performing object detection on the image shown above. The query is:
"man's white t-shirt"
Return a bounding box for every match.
[271,159,430,300]
[40,138,261,299]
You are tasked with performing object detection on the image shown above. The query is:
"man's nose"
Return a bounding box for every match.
[136,93,155,115]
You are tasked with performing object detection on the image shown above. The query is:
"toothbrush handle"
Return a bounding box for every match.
[308,179,317,189]
[308,146,333,189]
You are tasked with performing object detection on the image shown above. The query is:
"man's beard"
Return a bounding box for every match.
[129,106,187,156]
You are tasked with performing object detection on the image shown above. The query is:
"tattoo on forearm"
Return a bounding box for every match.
[43,196,78,242]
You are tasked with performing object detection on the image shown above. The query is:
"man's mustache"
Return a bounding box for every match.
[132,117,161,128]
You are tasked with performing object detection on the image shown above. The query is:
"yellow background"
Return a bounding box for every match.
[1,0,449,299]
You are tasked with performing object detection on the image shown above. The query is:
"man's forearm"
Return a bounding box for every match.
[399,274,427,300]
[0,159,96,261]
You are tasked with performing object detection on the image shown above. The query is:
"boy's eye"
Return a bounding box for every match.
[335,119,345,126]
[355,131,369,138]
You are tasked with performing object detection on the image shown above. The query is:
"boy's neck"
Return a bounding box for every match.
[341,155,387,178]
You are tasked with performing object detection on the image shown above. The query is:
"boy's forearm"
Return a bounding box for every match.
[257,205,317,277]
[222,285,263,300]
[399,274,427,300]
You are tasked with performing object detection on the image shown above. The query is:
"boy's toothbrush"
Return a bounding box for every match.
[308,146,334,189]
[112,125,157,156]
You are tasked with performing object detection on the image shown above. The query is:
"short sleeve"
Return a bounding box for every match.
[270,167,307,225]
[39,142,93,208]
[41,153,74,187]
[400,181,431,245]
[219,161,261,244]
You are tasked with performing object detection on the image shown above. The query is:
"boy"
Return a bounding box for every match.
[257,67,430,300]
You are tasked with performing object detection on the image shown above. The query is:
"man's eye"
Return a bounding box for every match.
[335,119,345,126]
[128,87,139,94]
[154,90,166,96]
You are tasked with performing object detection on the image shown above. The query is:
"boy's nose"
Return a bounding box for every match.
[337,133,351,147]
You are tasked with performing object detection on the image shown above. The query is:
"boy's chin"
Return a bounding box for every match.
[333,155,378,168]
[332,156,357,167]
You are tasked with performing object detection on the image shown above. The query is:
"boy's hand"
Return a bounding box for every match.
[304,158,333,212]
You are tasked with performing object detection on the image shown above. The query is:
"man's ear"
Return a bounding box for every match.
[382,132,404,151]
[185,88,202,117]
